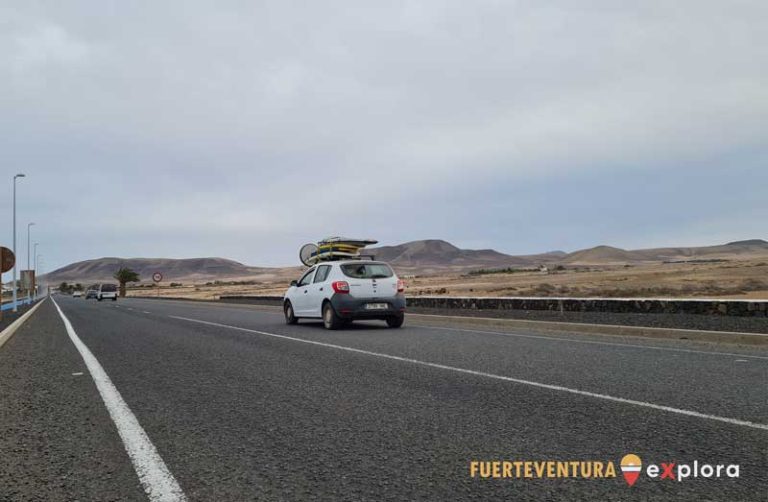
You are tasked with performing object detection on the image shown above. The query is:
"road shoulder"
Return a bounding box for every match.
[0,299,145,501]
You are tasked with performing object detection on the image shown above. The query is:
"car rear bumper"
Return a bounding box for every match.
[330,294,406,319]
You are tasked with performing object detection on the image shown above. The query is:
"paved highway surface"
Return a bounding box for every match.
[1,295,766,501]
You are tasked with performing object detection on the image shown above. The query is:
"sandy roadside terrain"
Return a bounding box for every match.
[126,257,768,301]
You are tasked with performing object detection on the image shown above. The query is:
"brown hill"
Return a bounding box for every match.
[370,239,533,268]
[562,245,647,265]
[45,257,263,284]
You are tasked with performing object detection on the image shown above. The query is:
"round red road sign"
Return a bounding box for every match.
[152,272,163,283]
[0,247,15,274]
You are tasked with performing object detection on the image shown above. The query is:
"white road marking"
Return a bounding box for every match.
[142,311,152,314]
[144,301,767,360]
[169,315,768,432]
[72,372,84,376]
[418,325,768,361]
[52,298,187,502]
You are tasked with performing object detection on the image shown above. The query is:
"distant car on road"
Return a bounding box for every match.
[72,291,83,298]
[97,283,118,301]
[85,287,98,299]
[283,260,405,329]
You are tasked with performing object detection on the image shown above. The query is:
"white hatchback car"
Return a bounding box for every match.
[283,260,405,329]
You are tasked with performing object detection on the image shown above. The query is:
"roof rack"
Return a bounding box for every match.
[299,237,378,266]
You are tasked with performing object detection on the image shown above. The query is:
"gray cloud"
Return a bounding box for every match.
[0,1,765,269]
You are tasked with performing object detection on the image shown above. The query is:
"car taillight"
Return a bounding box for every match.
[397,279,405,293]
[332,281,350,293]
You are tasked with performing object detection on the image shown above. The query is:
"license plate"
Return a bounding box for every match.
[365,303,388,310]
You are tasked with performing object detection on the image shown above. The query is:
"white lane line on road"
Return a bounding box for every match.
[52,297,187,502]
[170,315,768,432]
[418,325,768,361]
[135,301,768,360]
[142,311,152,314]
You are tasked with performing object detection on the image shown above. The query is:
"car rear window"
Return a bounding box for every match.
[340,263,394,279]
[102,284,117,292]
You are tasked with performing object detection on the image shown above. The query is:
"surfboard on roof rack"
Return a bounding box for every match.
[299,237,378,266]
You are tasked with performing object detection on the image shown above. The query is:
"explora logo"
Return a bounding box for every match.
[620,454,740,486]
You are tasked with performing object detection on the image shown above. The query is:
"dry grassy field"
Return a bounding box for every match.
[127,257,768,300]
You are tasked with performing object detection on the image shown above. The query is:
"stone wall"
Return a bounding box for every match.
[219,295,768,317]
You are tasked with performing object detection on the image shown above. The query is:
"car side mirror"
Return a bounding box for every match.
[290,280,298,287]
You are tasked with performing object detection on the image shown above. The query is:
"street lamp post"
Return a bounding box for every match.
[12,173,26,312]
[33,244,39,300]
[27,223,35,270]
[26,222,35,302]
[38,259,46,297]
[35,254,42,299]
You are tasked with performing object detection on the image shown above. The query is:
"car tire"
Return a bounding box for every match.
[284,301,298,325]
[112,298,117,302]
[386,314,405,328]
[97,297,102,302]
[322,302,343,330]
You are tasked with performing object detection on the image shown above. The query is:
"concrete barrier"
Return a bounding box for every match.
[218,295,284,306]
[219,295,768,317]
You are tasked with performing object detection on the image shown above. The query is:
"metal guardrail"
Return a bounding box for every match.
[1,296,43,312]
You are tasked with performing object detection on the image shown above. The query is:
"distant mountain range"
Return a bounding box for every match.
[558,239,768,265]
[43,239,768,283]
[370,240,567,271]
[370,238,768,270]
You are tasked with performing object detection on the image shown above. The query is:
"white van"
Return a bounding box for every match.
[97,283,119,301]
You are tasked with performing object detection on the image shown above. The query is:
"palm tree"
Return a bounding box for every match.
[113,267,140,297]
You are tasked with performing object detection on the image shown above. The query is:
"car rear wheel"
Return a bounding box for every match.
[284,301,298,325]
[322,302,343,330]
[386,314,404,328]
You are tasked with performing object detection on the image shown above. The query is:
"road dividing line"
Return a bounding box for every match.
[52,297,187,502]
[418,325,768,361]
[170,315,768,432]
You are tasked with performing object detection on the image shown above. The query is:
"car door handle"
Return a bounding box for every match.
[319,287,323,291]
[304,290,308,294]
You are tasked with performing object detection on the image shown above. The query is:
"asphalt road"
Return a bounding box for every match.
[1,295,766,501]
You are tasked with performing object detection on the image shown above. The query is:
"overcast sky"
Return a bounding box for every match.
[1,1,766,271]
